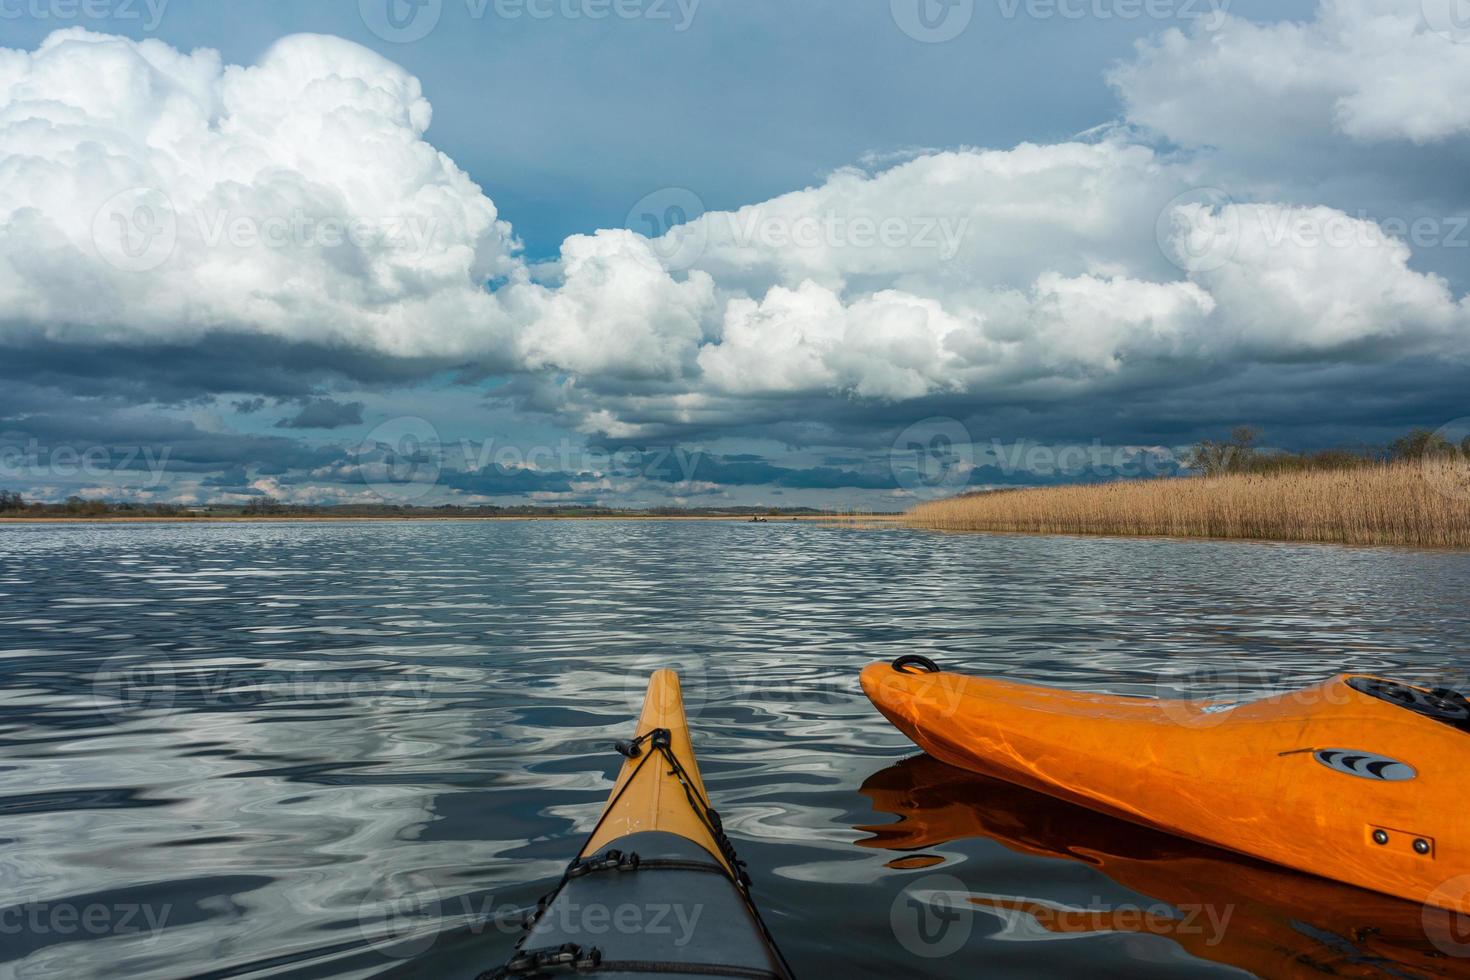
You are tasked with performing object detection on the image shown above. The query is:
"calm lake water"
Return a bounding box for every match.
[2,521,1469,979]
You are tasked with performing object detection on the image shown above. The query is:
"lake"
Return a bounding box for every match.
[2,520,1468,979]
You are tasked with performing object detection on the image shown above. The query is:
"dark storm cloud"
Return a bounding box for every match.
[5,332,1469,507]
[275,398,365,430]
[0,403,343,477]
[762,360,1470,456]
[0,334,464,405]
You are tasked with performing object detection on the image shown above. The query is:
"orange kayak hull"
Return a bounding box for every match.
[861,661,1470,912]
[857,755,1466,979]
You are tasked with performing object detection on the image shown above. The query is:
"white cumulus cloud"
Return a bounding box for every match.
[1112,0,1470,147]
[0,29,517,356]
[1,12,1468,442]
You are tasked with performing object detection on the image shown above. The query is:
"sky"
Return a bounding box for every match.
[1,0,1468,510]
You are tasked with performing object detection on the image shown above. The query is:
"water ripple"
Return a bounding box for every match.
[1,521,1468,978]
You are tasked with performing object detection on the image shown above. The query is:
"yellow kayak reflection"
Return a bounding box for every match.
[858,754,1470,979]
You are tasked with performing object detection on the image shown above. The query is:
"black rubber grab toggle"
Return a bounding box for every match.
[567,849,641,878]
[499,942,602,976]
[1348,676,1470,733]
[892,654,940,674]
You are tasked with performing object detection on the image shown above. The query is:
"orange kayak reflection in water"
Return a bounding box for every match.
[858,755,1470,979]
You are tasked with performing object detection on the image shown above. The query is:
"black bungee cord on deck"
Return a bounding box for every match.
[480,728,796,980]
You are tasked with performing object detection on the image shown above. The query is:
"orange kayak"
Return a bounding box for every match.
[858,755,1465,979]
[861,656,1470,912]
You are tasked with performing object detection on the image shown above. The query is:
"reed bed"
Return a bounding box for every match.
[907,459,1470,548]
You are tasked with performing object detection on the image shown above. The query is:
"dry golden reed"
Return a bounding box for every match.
[907,459,1470,548]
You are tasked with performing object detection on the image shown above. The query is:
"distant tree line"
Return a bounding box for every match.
[1186,426,1470,478]
[0,490,833,519]
[0,492,191,517]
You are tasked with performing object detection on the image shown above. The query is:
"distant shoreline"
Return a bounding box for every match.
[0,514,904,525]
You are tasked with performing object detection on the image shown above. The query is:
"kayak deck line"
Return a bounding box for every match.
[862,655,1470,913]
[583,671,733,870]
[483,670,794,980]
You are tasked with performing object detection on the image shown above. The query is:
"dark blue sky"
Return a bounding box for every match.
[0,0,1315,257]
[1,0,1466,509]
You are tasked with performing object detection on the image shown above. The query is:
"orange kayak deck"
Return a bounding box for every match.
[861,660,1470,912]
[582,669,732,873]
[493,670,791,979]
